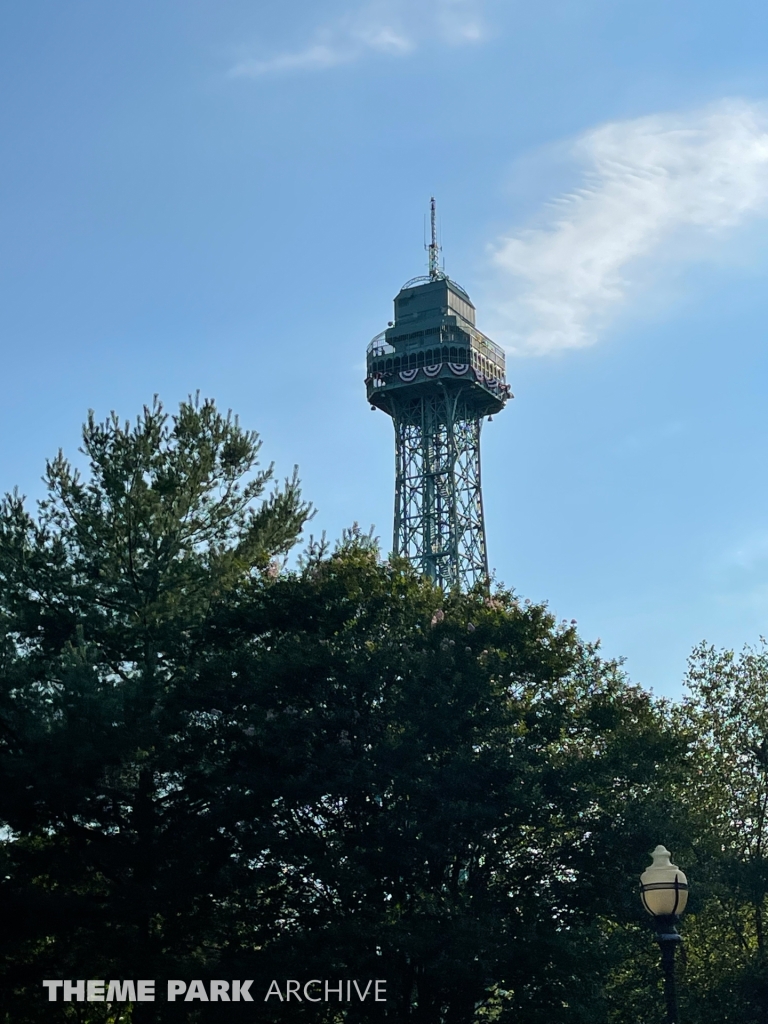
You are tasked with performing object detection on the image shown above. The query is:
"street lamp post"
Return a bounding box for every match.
[640,845,689,1024]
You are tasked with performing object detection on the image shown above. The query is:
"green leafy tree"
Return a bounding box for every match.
[674,642,768,1022]
[0,397,687,1023]
[602,641,768,1024]
[181,545,685,1024]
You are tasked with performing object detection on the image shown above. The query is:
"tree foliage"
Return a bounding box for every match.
[0,397,312,1022]
[0,397,692,1023]
[674,642,768,1022]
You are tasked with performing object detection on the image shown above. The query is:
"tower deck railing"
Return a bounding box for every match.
[367,318,505,382]
[369,310,503,356]
[368,331,394,359]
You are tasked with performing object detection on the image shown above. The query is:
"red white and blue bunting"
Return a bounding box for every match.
[379,361,510,399]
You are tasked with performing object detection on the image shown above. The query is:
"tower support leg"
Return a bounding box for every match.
[393,391,488,590]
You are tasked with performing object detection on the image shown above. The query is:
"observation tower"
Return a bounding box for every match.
[365,200,511,589]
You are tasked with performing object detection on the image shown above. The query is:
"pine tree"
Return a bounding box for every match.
[0,396,311,1023]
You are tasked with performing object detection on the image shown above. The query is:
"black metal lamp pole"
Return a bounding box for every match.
[640,846,688,1024]
[654,915,682,1023]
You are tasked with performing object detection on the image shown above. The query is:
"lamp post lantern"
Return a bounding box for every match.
[640,845,689,1024]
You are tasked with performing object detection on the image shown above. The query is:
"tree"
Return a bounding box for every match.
[0,397,686,1023]
[0,396,312,1023]
[601,640,768,1024]
[225,555,685,1024]
[672,642,768,1023]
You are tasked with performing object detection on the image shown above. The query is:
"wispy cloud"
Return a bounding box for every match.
[229,0,486,78]
[488,101,768,355]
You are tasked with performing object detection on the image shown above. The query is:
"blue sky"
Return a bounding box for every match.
[2,0,768,696]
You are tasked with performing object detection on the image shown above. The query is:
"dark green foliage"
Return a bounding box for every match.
[0,397,688,1022]
[0,397,312,1023]
[207,551,682,1024]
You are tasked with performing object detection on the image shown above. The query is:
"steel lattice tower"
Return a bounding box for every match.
[365,200,511,590]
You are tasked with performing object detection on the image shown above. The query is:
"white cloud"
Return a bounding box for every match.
[488,101,768,355]
[229,0,485,78]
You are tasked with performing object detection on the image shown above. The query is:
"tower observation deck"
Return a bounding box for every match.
[365,201,511,589]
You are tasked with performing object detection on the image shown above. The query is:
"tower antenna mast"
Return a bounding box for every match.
[427,196,441,280]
